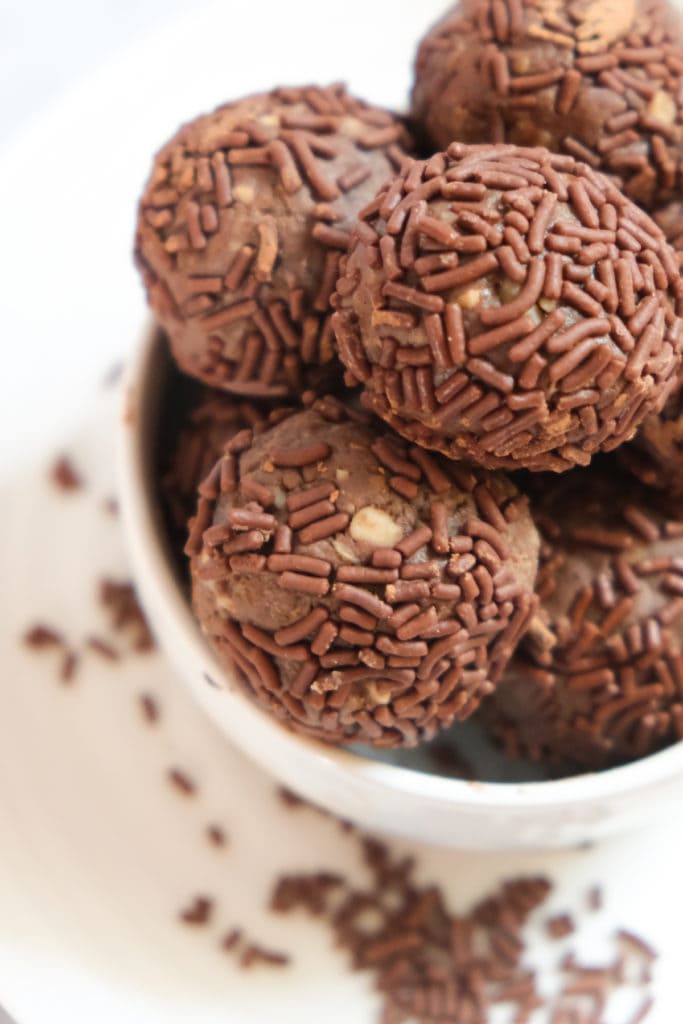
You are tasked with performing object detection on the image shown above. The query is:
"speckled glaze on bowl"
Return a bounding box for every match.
[117,321,683,850]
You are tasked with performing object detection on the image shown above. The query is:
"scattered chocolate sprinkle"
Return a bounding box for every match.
[546,913,576,940]
[138,692,160,725]
[98,578,155,653]
[176,897,294,966]
[86,636,120,662]
[240,943,290,969]
[59,649,79,684]
[24,586,152,685]
[50,455,83,492]
[179,895,213,926]
[220,928,243,952]
[23,624,64,649]
[218,925,291,969]
[23,623,80,684]
[206,824,228,849]
[277,786,306,809]
[271,833,655,1024]
[588,886,603,912]
[167,768,197,797]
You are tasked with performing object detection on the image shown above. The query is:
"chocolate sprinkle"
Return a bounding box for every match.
[217,926,290,969]
[239,944,291,969]
[160,382,284,546]
[546,913,576,939]
[23,623,80,684]
[60,649,79,683]
[138,692,160,724]
[189,398,539,746]
[167,768,197,797]
[271,833,656,1023]
[179,895,213,926]
[50,455,83,492]
[332,143,683,472]
[86,636,120,662]
[98,579,156,653]
[23,624,64,649]
[206,824,228,848]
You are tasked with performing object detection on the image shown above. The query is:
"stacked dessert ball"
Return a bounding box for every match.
[138,9,683,766]
[332,142,682,472]
[412,0,683,212]
[136,85,410,399]
[620,376,683,494]
[488,465,683,769]
[187,397,539,746]
[413,0,683,280]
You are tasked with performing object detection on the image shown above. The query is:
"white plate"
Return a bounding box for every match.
[1,2,682,1021]
[3,397,683,1024]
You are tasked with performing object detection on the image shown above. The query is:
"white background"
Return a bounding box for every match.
[0,3,681,1023]
[1,2,190,149]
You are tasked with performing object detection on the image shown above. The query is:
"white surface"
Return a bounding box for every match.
[2,394,682,1023]
[0,1,190,148]
[1,1,682,1021]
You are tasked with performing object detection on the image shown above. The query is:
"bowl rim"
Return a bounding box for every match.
[118,318,683,812]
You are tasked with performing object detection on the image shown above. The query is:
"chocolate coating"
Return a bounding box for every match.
[135,85,411,398]
[332,143,683,472]
[485,466,683,768]
[188,398,539,747]
[412,0,683,210]
[620,373,683,492]
[621,197,683,492]
[161,383,287,540]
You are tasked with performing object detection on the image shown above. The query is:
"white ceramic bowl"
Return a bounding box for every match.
[117,321,683,850]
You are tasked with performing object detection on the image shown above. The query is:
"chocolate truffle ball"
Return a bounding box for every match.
[485,466,683,769]
[412,0,683,210]
[188,398,540,747]
[135,85,411,399]
[620,374,683,493]
[332,143,683,472]
[621,199,683,494]
[160,382,287,540]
